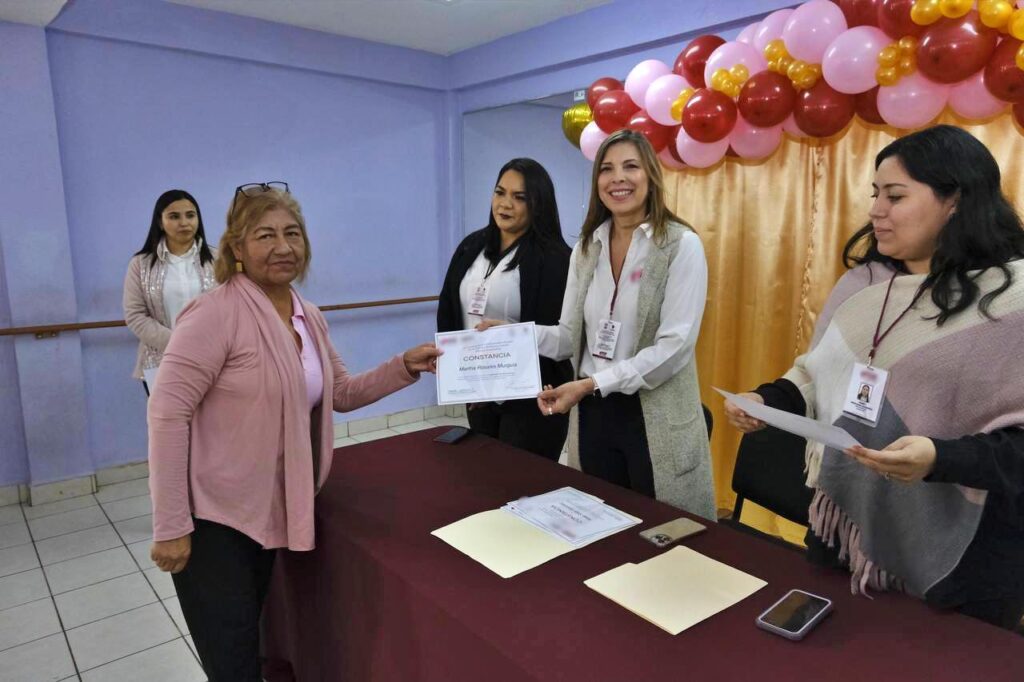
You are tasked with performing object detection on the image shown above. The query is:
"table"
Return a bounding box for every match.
[262,428,1024,681]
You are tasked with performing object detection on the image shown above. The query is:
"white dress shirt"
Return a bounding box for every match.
[459,247,521,330]
[536,220,707,395]
[162,241,202,329]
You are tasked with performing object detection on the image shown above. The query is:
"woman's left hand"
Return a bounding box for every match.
[403,343,442,376]
[537,379,593,416]
[844,436,937,483]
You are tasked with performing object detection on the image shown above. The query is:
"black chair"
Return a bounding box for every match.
[722,425,814,549]
[702,403,713,440]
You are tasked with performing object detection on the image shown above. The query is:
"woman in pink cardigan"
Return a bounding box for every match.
[148,183,440,681]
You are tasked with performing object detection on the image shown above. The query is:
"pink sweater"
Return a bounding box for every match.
[148,275,416,550]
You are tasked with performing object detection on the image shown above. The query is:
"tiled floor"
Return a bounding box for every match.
[0,415,467,682]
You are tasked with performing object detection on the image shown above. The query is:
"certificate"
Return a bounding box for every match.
[434,322,542,405]
[714,388,861,451]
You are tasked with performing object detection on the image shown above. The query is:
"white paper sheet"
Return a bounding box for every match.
[504,487,640,546]
[434,322,543,405]
[715,388,860,451]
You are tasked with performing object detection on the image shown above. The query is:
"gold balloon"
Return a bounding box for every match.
[561,102,592,149]
[670,88,695,121]
[897,36,919,54]
[939,0,973,19]
[877,66,900,87]
[1017,42,1024,71]
[729,64,750,83]
[898,54,917,74]
[764,39,786,62]
[980,0,1014,27]
[911,0,942,25]
[1011,9,1024,40]
[878,45,901,67]
[787,60,807,82]
[778,54,794,72]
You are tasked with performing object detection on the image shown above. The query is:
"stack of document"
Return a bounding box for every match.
[431,487,640,578]
[503,487,640,546]
[585,546,767,635]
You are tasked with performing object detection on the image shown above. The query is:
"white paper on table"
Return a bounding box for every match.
[714,387,860,451]
[584,546,767,635]
[504,487,641,546]
[434,322,543,405]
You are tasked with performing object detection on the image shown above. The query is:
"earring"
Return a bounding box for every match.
[235,261,244,273]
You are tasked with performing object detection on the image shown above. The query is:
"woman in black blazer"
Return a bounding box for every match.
[437,158,572,459]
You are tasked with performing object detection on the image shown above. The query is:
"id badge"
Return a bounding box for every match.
[592,319,621,360]
[841,362,888,426]
[467,284,488,316]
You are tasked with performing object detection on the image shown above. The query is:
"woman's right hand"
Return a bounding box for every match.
[724,392,767,433]
[151,534,191,574]
[474,319,509,331]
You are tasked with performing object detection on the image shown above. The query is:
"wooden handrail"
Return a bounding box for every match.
[0,295,439,339]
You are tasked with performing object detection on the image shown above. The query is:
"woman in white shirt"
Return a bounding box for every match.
[438,159,573,459]
[123,189,217,394]
[484,131,715,518]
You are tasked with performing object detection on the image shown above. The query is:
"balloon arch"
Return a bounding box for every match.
[561,0,1024,169]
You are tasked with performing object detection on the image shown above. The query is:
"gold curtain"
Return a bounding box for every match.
[665,112,1024,543]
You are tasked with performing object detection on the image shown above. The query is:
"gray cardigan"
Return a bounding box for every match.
[565,223,716,520]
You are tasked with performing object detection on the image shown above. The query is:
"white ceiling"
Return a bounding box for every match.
[166,0,612,55]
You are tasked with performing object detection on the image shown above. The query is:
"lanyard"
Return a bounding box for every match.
[868,272,925,366]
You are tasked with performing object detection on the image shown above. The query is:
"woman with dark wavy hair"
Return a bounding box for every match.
[725,125,1024,629]
[437,158,572,459]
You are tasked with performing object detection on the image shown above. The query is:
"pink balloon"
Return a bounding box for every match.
[737,22,760,45]
[626,59,671,108]
[676,126,730,168]
[645,74,690,126]
[658,146,687,170]
[822,26,890,94]
[783,112,811,137]
[754,9,795,52]
[728,118,784,159]
[782,0,849,64]
[703,41,768,90]
[949,69,1009,120]
[876,71,950,129]
[580,121,609,161]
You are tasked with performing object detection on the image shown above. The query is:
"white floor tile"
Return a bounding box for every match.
[390,421,437,434]
[143,567,177,600]
[36,524,122,566]
[0,568,49,611]
[66,602,178,671]
[100,495,152,523]
[94,479,150,504]
[162,596,188,635]
[0,598,61,651]
[22,494,97,521]
[0,520,31,550]
[28,507,108,542]
[54,573,158,630]
[127,540,153,567]
[0,504,24,525]
[80,638,203,682]
[44,547,137,595]
[350,428,399,443]
[113,515,152,545]
[0,632,76,681]
[0,544,39,578]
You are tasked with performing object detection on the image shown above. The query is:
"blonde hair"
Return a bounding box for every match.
[579,129,689,254]
[214,188,312,284]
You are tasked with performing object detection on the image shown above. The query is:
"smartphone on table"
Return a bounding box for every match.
[755,589,833,641]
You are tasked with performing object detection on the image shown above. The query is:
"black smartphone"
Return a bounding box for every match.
[433,426,470,444]
[755,589,833,641]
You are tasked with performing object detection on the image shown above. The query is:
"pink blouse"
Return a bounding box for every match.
[290,290,324,411]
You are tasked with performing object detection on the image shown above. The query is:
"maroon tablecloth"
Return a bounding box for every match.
[262,428,1024,681]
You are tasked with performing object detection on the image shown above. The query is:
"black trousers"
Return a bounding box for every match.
[467,398,568,461]
[578,392,655,498]
[172,518,277,682]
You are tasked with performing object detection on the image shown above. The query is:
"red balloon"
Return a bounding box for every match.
[1014,101,1024,129]
[838,0,880,28]
[627,110,674,152]
[674,35,726,89]
[854,87,886,124]
[877,0,924,40]
[738,71,797,128]
[984,38,1024,103]
[592,90,640,134]
[666,127,685,164]
[681,88,738,143]
[794,81,856,137]
[917,12,998,84]
[587,77,624,110]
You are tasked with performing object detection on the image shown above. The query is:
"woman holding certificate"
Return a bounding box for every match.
[438,158,573,460]
[484,130,715,520]
[724,125,1024,629]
